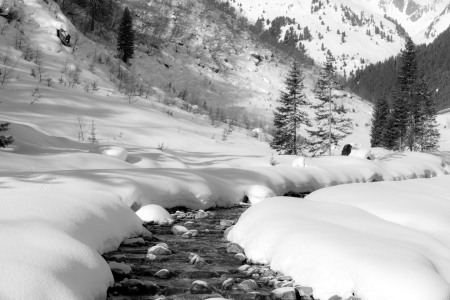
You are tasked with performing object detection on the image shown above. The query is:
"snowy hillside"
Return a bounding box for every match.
[230,0,450,74]
[2,0,450,298]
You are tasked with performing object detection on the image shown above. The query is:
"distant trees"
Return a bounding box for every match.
[270,61,311,155]
[307,53,352,156]
[369,37,440,151]
[117,7,134,63]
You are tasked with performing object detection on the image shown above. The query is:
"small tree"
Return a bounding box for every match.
[416,75,440,151]
[270,60,311,155]
[75,115,87,141]
[0,122,14,147]
[88,119,99,143]
[370,98,389,147]
[117,7,134,63]
[307,53,352,156]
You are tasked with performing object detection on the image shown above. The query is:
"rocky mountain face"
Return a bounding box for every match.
[230,0,450,75]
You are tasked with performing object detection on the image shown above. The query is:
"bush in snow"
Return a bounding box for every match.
[0,122,13,147]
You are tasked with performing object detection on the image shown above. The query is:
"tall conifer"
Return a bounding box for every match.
[307,53,352,156]
[117,7,134,63]
[370,98,389,147]
[270,61,311,155]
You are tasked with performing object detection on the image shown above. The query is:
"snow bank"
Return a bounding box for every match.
[136,204,173,223]
[228,176,450,300]
[348,147,371,159]
[0,189,142,300]
[228,194,450,300]
[245,185,276,204]
[90,146,128,161]
[0,153,447,209]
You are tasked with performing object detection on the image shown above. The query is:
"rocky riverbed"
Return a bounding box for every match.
[103,204,348,300]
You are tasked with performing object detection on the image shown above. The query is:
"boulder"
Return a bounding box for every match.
[148,245,172,255]
[341,144,352,156]
[220,220,234,226]
[271,287,297,300]
[172,225,189,235]
[227,243,244,254]
[141,227,153,241]
[120,279,159,295]
[235,253,247,262]
[190,280,213,294]
[122,237,145,246]
[222,278,234,290]
[155,269,170,279]
[136,205,173,224]
[245,185,276,204]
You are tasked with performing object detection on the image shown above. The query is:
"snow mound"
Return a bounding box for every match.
[292,157,307,167]
[90,146,128,161]
[245,185,276,204]
[136,204,173,224]
[348,148,371,159]
[228,177,450,300]
[0,189,142,300]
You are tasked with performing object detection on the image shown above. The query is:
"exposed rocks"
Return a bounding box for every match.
[141,227,153,240]
[122,237,145,246]
[148,244,172,255]
[190,280,213,294]
[271,287,298,300]
[116,279,160,295]
[227,243,244,254]
[222,278,234,290]
[155,269,170,279]
[235,253,247,262]
[172,225,189,235]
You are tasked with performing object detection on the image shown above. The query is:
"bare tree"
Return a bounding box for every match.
[75,115,88,141]
[30,87,42,104]
[0,20,8,35]
[72,32,86,53]
[0,47,18,86]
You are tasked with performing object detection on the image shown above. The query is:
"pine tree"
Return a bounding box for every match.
[117,7,135,64]
[416,75,440,151]
[370,98,389,147]
[0,122,14,147]
[84,0,107,32]
[387,87,408,150]
[270,61,311,155]
[307,53,352,156]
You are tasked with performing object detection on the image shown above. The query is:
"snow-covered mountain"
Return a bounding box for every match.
[229,0,450,74]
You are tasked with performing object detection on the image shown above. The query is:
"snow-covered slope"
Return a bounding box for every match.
[230,0,450,73]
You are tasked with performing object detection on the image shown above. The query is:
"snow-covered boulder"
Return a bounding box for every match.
[90,146,128,161]
[245,185,276,204]
[349,148,371,160]
[136,205,173,224]
[292,157,308,167]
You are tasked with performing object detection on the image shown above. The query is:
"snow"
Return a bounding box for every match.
[0,189,142,300]
[348,147,371,159]
[228,176,450,300]
[292,157,308,167]
[136,205,173,223]
[90,146,128,161]
[245,185,276,204]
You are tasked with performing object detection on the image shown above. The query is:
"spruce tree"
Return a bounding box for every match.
[387,87,408,150]
[270,61,311,155]
[307,53,352,156]
[416,75,440,151]
[84,0,107,32]
[370,98,389,147]
[0,122,14,147]
[117,7,134,64]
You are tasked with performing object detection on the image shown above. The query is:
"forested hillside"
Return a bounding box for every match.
[347,28,450,110]
[346,25,450,111]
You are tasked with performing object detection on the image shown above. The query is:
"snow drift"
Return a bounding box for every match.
[228,176,450,300]
[0,189,142,300]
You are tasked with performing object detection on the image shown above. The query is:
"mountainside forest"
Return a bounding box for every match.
[346,25,450,111]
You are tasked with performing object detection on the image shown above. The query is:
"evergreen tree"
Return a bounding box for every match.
[117,7,135,64]
[84,0,107,32]
[416,75,440,151]
[387,87,408,150]
[307,53,352,156]
[0,122,14,147]
[370,98,389,147]
[270,61,311,155]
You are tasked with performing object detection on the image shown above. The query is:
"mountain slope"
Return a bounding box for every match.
[229,0,450,75]
[346,24,450,110]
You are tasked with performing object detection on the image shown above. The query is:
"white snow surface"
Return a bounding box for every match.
[136,205,173,223]
[0,189,142,300]
[90,146,128,161]
[228,176,450,300]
